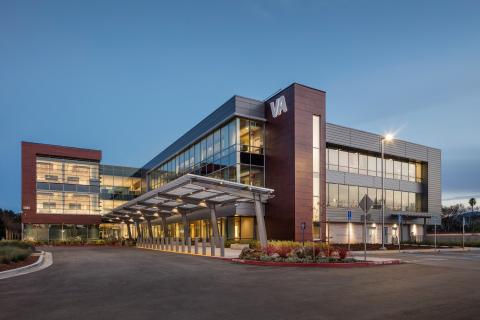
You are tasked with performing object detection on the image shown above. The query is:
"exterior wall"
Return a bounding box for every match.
[21,142,102,225]
[328,222,424,244]
[325,123,442,226]
[265,84,326,241]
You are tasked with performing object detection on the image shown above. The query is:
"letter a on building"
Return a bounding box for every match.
[270,95,288,118]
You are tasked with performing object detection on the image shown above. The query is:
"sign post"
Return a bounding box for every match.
[359,195,373,261]
[300,222,306,247]
[397,215,402,252]
[347,210,352,251]
[434,216,438,252]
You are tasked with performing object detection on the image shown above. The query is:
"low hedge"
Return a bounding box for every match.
[0,246,32,264]
[0,240,35,251]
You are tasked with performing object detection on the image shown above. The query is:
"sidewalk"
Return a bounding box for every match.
[351,247,480,255]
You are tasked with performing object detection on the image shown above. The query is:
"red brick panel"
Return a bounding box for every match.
[21,142,102,225]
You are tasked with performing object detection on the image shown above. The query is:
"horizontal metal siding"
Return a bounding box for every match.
[327,170,422,192]
[427,147,442,218]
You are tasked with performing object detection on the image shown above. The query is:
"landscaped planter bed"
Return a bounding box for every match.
[0,255,39,272]
[231,258,400,268]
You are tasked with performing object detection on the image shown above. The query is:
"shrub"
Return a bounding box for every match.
[337,247,349,260]
[0,240,35,251]
[0,246,32,264]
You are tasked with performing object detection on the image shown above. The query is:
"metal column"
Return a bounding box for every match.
[253,193,268,247]
[126,222,132,240]
[209,205,221,245]
[161,214,169,238]
[181,212,189,239]
[146,219,154,239]
[136,222,141,240]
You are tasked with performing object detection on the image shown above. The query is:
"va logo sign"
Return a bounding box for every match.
[269,95,288,118]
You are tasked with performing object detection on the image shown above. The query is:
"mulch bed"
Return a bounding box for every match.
[0,255,39,272]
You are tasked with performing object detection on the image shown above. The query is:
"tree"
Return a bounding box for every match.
[469,198,476,212]
[0,209,21,240]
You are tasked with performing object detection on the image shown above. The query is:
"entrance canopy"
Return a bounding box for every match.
[103,174,274,246]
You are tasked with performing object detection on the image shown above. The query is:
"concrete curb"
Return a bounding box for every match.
[231,258,401,268]
[0,251,53,280]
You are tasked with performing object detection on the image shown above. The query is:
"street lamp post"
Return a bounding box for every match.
[380,134,394,250]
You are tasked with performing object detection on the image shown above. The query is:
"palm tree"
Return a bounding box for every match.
[469,198,476,213]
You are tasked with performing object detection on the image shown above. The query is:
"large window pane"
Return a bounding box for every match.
[386,159,393,179]
[386,190,393,210]
[359,154,368,175]
[394,190,402,211]
[249,121,264,154]
[402,162,409,181]
[349,185,358,208]
[239,119,249,152]
[228,120,237,147]
[328,183,338,208]
[409,163,416,182]
[339,151,349,172]
[402,191,409,211]
[328,149,338,171]
[394,161,401,180]
[338,185,348,208]
[368,156,377,176]
[349,152,358,174]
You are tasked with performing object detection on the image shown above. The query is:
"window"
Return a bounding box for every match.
[394,161,401,180]
[394,190,402,211]
[415,163,423,182]
[328,184,338,207]
[339,151,349,172]
[359,155,368,175]
[349,152,358,174]
[385,159,393,179]
[338,185,348,208]
[386,190,393,210]
[402,162,409,181]
[377,158,383,178]
[368,188,378,208]
[328,149,338,171]
[402,191,409,211]
[409,163,416,182]
[349,186,358,208]
[358,187,368,203]
[409,193,416,212]
[368,156,377,176]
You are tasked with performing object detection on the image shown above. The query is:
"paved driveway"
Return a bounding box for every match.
[1,247,479,320]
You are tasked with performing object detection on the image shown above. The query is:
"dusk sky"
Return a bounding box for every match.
[1,0,479,211]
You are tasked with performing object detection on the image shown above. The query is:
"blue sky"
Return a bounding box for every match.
[1,0,479,211]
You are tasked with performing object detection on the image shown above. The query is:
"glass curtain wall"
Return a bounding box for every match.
[100,165,142,213]
[36,157,100,214]
[148,117,265,189]
[327,146,424,183]
[312,116,321,239]
[326,182,421,212]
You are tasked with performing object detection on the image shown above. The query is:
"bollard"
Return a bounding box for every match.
[194,237,199,254]
[220,237,225,257]
[202,238,207,255]
[187,237,191,253]
[210,241,215,256]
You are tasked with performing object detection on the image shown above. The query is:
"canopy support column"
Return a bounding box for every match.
[161,214,169,237]
[253,193,268,247]
[209,204,221,245]
[126,222,132,240]
[181,212,189,239]
[135,222,141,240]
[146,219,154,239]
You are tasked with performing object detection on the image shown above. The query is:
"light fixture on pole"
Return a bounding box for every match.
[380,133,394,250]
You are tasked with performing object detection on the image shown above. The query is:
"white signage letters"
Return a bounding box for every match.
[269,95,288,118]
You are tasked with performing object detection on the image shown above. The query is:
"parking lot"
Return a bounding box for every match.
[1,247,479,320]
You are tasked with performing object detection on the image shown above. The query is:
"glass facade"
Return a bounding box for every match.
[312,115,321,239]
[326,183,422,212]
[148,117,265,189]
[327,146,425,182]
[36,157,101,214]
[100,165,142,213]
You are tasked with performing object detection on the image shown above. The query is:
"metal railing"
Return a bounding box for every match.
[135,236,225,257]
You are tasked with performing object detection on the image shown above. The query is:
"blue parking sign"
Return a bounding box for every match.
[347,210,352,221]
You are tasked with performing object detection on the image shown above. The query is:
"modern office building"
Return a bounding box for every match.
[21,83,441,244]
